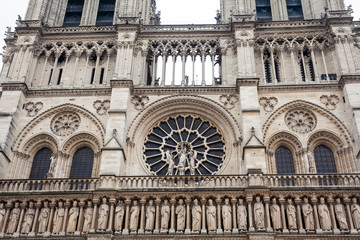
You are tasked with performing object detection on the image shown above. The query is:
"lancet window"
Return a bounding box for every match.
[29,148,53,179]
[96,0,116,26]
[146,40,221,87]
[256,0,272,21]
[314,145,337,174]
[275,147,295,174]
[286,0,304,20]
[63,0,85,27]
[70,147,94,179]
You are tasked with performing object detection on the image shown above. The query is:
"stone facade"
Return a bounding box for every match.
[0,0,360,239]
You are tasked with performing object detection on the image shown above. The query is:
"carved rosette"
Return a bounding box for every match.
[93,100,111,115]
[131,95,149,110]
[259,97,278,112]
[219,94,238,109]
[24,102,43,117]
[285,109,317,134]
[320,95,340,110]
[51,112,80,137]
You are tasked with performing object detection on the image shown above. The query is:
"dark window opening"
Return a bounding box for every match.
[57,69,63,85]
[70,147,94,179]
[96,0,116,26]
[308,59,315,81]
[256,0,272,21]
[48,69,53,85]
[314,145,337,174]
[265,61,272,83]
[275,147,295,174]
[29,148,53,179]
[274,61,281,83]
[90,68,96,84]
[286,0,304,20]
[99,68,105,84]
[63,0,85,27]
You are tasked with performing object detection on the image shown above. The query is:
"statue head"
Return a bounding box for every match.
[288,199,293,205]
[272,198,277,204]
[149,200,154,206]
[336,198,341,204]
[58,201,63,208]
[179,199,184,205]
[303,197,308,204]
[353,198,358,204]
[0,202,3,209]
[102,197,107,204]
[14,202,20,208]
[73,201,78,207]
[320,197,325,204]
[208,199,213,206]
[164,199,169,205]
[239,199,244,205]
[44,201,49,207]
[256,196,261,203]
[133,200,138,206]
[118,200,124,206]
[194,199,198,205]
[88,201,93,207]
[29,201,34,208]
[225,198,229,205]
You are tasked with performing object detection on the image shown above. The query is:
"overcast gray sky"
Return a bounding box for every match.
[0,0,359,66]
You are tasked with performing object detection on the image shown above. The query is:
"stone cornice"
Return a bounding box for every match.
[338,75,360,89]
[258,82,341,93]
[133,86,237,95]
[236,78,260,88]
[110,80,134,89]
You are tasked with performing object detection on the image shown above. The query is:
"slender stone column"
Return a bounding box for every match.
[295,198,305,234]
[216,198,223,234]
[49,55,59,85]
[185,199,191,235]
[320,48,329,81]
[309,46,319,82]
[289,47,299,83]
[151,54,157,87]
[122,200,131,235]
[211,54,215,86]
[260,47,267,84]
[344,198,357,234]
[269,47,277,84]
[279,199,289,233]
[171,54,176,86]
[201,52,206,86]
[89,199,99,234]
[264,197,273,232]
[153,199,161,234]
[200,198,207,235]
[181,54,186,86]
[75,201,85,236]
[192,54,195,85]
[299,47,308,82]
[60,201,70,236]
[161,54,166,86]
[327,198,340,234]
[39,55,49,87]
[46,202,56,236]
[138,200,146,234]
[311,198,322,234]
[169,199,176,234]
[231,199,239,234]
[28,202,40,237]
[106,199,116,233]
[247,197,255,232]
[14,203,26,237]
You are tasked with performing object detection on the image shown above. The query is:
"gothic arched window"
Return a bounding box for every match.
[275,147,295,174]
[96,0,116,26]
[256,0,272,21]
[314,145,337,174]
[70,147,94,179]
[63,0,85,27]
[286,0,304,20]
[29,148,53,179]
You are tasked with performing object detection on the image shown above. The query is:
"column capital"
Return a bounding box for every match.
[246,197,253,203]
[215,198,222,205]
[109,199,117,205]
[311,198,318,204]
[263,197,270,204]
[49,202,56,208]
[344,198,351,204]
[140,199,147,205]
[185,199,192,205]
[34,202,42,208]
[327,198,335,204]
[78,202,86,208]
[64,201,71,208]
[20,203,27,209]
[200,198,207,205]
[125,200,132,206]
[92,199,100,205]
[278,198,286,204]
[155,199,162,205]
[294,199,302,205]
[170,199,176,205]
[231,198,237,205]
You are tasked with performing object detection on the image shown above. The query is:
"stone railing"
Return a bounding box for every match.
[141,24,230,32]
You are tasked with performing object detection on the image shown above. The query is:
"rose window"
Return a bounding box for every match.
[51,112,80,137]
[285,109,317,134]
[143,115,226,176]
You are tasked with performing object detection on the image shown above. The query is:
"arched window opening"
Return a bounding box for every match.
[70,147,94,179]
[63,0,85,27]
[29,148,53,179]
[314,145,337,174]
[96,0,116,26]
[256,0,272,21]
[275,147,295,174]
[274,60,281,83]
[286,0,304,20]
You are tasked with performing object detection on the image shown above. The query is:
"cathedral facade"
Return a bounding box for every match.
[0,0,360,239]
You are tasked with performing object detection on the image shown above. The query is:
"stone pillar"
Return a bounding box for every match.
[13,203,26,237]
[60,201,70,236]
[295,198,305,234]
[200,198,207,235]
[231,198,239,234]
[75,201,85,236]
[328,198,340,234]
[153,199,161,234]
[185,199,191,235]
[279,199,289,234]
[45,202,56,236]
[311,198,323,234]
[28,202,40,237]
[216,198,223,234]
[344,198,358,234]
[89,199,99,234]
[247,197,255,232]
[138,199,146,235]
[264,197,273,232]
[122,200,131,235]
[106,199,115,234]
[0,203,12,237]
[169,199,176,234]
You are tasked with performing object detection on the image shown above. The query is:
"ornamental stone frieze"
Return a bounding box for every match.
[93,100,111,115]
[219,94,238,109]
[24,102,43,117]
[285,109,317,134]
[130,95,149,110]
[320,95,340,110]
[50,112,81,137]
[259,97,278,112]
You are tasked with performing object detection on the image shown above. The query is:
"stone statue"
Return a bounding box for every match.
[0,203,5,232]
[351,198,360,230]
[206,199,217,232]
[145,200,155,233]
[67,201,79,234]
[192,199,201,233]
[160,200,170,232]
[129,200,140,233]
[115,200,125,232]
[47,154,57,178]
[222,198,232,232]
[254,196,265,230]
[287,199,297,231]
[318,197,332,231]
[21,202,35,234]
[307,151,315,173]
[6,202,20,234]
[270,198,282,231]
[302,197,315,231]
[82,201,93,233]
[52,201,65,234]
[38,201,50,234]
[189,150,197,175]
[334,198,348,231]
[97,198,109,231]
[166,151,175,176]
[175,199,186,232]
[237,199,247,231]
[178,146,187,173]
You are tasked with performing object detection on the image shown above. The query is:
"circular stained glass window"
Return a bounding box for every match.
[143,115,226,176]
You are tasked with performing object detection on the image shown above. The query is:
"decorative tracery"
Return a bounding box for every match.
[143,115,225,176]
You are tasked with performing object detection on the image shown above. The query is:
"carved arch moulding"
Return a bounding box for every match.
[12,104,106,154]
[262,100,353,147]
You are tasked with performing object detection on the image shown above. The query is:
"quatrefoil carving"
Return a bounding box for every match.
[93,100,111,115]
[259,97,278,112]
[24,102,43,117]
[219,94,238,109]
[131,95,149,110]
[320,95,340,110]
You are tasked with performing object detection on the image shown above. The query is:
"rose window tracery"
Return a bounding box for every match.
[143,115,226,176]
[285,109,317,134]
[51,112,80,137]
